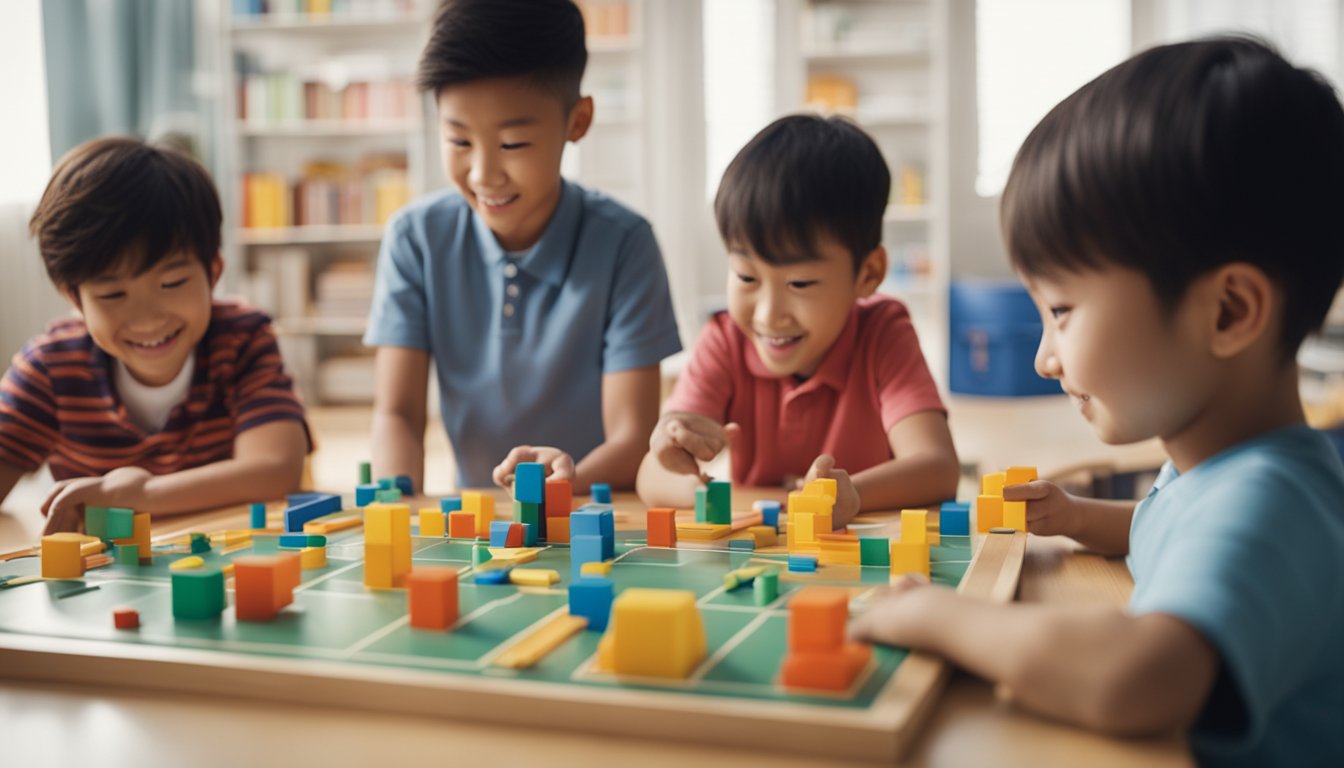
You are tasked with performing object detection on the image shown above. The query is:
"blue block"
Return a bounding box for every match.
[393,475,414,497]
[355,484,379,507]
[590,483,612,504]
[489,521,514,548]
[378,478,395,490]
[939,502,971,536]
[249,502,267,529]
[570,507,608,537]
[787,554,819,573]
[514,462,545,504]
[758,501,781,530]
[283,493,342,532]
[440,497,462,513]
[279,533,310,548]
[474,567,512,585]
[569,576,615,631]
[570,534,605,578]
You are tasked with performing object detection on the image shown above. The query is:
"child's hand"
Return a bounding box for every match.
[492,446,575,490]
[40,466,152,536]
[802,454,860,529]
[1003,480,1080,538]
[649,412,740,482]
[847,574,943,647]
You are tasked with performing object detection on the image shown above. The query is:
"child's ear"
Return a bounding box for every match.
[855,245,888,297]
[566,96,594,143]
[208,255,224,289]
[1207,263,1274,359]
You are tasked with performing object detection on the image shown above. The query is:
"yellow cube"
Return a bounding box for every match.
[1003,501,1027,531]
[462,492,495,537]
[1005,466,1038,487]
[976,495,1004,533]
[981,472,1007,497]
[41,533,85,579]
[597,589,706,679]
[900,509,928,545]
[418,509,446,538]
[803,478,837,500]
[509,568,559,587]
[890,541,930,578]
[747,525,778,548]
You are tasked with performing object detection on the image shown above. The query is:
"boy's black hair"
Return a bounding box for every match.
[29,136,222,292]
[416,0,587,108]
[1003,36,1344,357]
[715,114,890,272]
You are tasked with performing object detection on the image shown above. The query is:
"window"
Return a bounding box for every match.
[0,0,51,206]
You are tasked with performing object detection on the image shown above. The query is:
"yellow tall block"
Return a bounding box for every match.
[803,478,837,500]
[363,503,411,588]
[364,543,394,588]
[981,472,1007,496]
[1005,466,1038,486]
[787,491,831,550]
[419,509,446,538]
[597,589,706,679]
[976,495,1004,533]
[890,541,930,578]
[900,509,927,545]
[41,533,85,579]
[1003,501,1027,531]
[462,491,495,535]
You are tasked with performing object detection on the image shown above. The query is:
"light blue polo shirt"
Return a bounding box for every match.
[364,180,681,487]
[1127,424,1344,767]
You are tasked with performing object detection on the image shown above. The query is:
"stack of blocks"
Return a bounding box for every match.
[976,466,1037,533]
[779,586,872,691]
[597,589,706,678]
[406,567,459,630]
[545,478,574,543]
[364,503,412,588]
[570,505,615,579]
[513,462,547,541]
[890,508,930,578]
[232,552,301,621]
[786,478,836,555]
[459,492,495,540]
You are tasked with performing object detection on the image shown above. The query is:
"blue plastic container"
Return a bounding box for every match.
[949,280,1061,397]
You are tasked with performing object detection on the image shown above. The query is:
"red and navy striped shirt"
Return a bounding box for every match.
[0,300,310,480]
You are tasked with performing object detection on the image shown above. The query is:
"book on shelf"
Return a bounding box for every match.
[237,54,413,124]
[242,153,409,229]
[233,0,416,20]
[313,259,376,319]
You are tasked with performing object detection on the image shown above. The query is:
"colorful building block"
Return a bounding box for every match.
[705,480,731,524]
[171,568,226,620]
[112,607,139,630]
[747,525,778,548]
[448,511,476,538]
[787,553,819,573]
[890,541,930,577]
[646,507,677,548]
[1003,500,1028,531]
[419,509,446,537]
[233,554,299,621]
[462,491,495,537]
[440,496,463,513]
[590,482,612,504]
[1005,466,1038,486]
[571,506,615,559]
[753,569,779,606]
[375,489,401,503]
[569,576,615,631]
[859,537,891,566]
[473,566,513,585]
[976,495,1004,533]
[803,478,837,500]
[570,534,605,579]
[359,460,372,485]
[788,587,849,652]
[939,502,971,536]
[514,500,544,540]
[298,546,326,569]
[111,512,152,565]
[597,589,706,678]
[694,487,708,523]
[728,538,755,552]
[818,533,861,565]
[41,533,85,579]
[169,556,205,570]
[250,502,268,529]
[509,568,559,587]
[580,560,612,577]
[544,478,572,518]
[114,544,140,566]
[355,483,380,507]
[86,506,135,540]
[363,503,411,589]
[392,475,414,497]
[780,643,872,692]
[787,491,832,550]
[406,567,459,630]
[513,462,545,504]
[283,492,342,532]
[489,521,514,548]
[547,515,571,544]
[982,472,1007,496]
[472,544,492,567]
[754,500,782,530]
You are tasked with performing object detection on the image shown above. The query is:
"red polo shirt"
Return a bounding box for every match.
[665,295,945,486]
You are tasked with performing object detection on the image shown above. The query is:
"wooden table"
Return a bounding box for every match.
[0,486,1189,767]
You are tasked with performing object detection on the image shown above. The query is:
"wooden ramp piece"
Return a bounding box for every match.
[494,613,588,669]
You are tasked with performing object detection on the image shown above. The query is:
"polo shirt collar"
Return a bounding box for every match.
[744,303,861,393]
[471,180,581,287]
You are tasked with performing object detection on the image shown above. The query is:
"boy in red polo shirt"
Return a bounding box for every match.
[635,115,959,527]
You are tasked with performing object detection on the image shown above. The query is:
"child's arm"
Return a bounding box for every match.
[850,578,1220,736]
[848,410,961,512]
[370,346,430,493]
[571,365,661,491]
[1005,480,1136,556]
[40,420,307,535]
[635,411,739,508]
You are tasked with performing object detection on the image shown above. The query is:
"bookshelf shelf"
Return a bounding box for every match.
[239,120,418,137]
[237,225,385,246]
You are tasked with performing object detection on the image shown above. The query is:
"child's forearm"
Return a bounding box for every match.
[850,452,960,512]
[1069,497,1136,556]
[133,454,305,517]
[573,435,645,492]
[371,409,426,492]
[634,452,699,508]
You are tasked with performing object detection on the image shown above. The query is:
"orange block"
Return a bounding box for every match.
[448,511,476,538]
[647,508,677,548]
[233,554,299,621]
[788,586,849,653]
[548,516,571,544]
[780,642,872,691]
[406,567,459,630]
[545,478,573,518]
[976,495,1003,533]
[1005,466,1038,487]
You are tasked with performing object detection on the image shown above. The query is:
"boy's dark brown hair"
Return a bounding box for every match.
[29,136,222,292]
[416,0,587,108]
[1003,36,1344,357]
[715,114,890,273]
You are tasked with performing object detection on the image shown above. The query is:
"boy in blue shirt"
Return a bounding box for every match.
[851,38,1344,766]
[364,0,680,491]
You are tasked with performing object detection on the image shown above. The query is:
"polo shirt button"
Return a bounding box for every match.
[506,284,520,298]
[503,303,515,317]
[503,263,519,278]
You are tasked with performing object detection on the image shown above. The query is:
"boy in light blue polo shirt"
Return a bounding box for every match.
[850,38,1344,766]
[364,0,679,491]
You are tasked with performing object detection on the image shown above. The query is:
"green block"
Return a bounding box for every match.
[306,534,327,547]
[694,488,708,523]
[513,500,541,526]
[753,570,779,606]
[860,537,891,567]
[472,544,492,567]
[171,569,225,620]
[359,461,372,485]
[375,488,401,503]
[189,533,211,554]
[85,507,109,538]
[106,507,134,539]
[377,477,395,490]
[114,544,140,566]
[707,480,731,525]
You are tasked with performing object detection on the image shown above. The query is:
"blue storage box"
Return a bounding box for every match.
[949,280,1061,397]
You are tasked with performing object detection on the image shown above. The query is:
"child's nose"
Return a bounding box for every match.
[469,148,504,188]
[1035,336,1062,379]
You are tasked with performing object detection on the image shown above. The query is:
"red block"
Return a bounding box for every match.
[112,607,139,630]
[646,507,677,548]
[233,553,300,622]
[505,522,525,548]
[406,567,459,630]
[545,478,573,518]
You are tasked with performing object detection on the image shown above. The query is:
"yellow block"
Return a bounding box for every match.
[927,520,940,547]
[1003,501,1027,531]
[817,536,862,566]
[418,509,446,538]
[900,509,927,545]
[494,613,588,669]
[747,525,778,548]
[1005,466,1038,486]
[462,491,495,537]
[169,556,205,570]
[976,495,1004,533]
[597,589,706,679]
[981,472,1007,497]
[41,533,85,579]
[509,568,560,587]
[487,547,540,565]
[221,563,235,576]
[304,515,362,535]
[792,511,817,549]
[803,478,837,500]
[676,522,732,541]
[364,543,394,589]
[80,539,107,557]
[364,503,411,582]
[580,561,613,577]
[300,546,327,569]
[212,529,254,546]
[890,542,930,577]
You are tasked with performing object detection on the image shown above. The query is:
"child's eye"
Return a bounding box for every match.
[162,277,189,289]
[501,142,530,151]
[734,273,757,284]
[788,280,818,290]
[447,138,470,148]
[1049,306,1071,319]
[96,291,126,300]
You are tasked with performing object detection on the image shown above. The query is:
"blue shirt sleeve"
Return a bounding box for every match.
[363,213,431,351]
[601,221,682,373]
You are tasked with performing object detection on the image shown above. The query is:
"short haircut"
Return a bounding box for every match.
[1002,36,1344,356]
[416,0,587,107]
[29,136,222,292]
[715,114,890,272]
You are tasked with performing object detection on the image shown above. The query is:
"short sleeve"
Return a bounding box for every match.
[230,321,311,450]
[662,318,736,422]
[0,344,60,472]
[363,213,431,351]
[871,307,946,431]
[601,221,682,373]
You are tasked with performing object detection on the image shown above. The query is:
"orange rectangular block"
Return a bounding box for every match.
[233,554,295,621]
[1005,466,1038,487]
[544,478,573,518]
[647,507,677,548]
[787,586,849,653]
[976,495,1003,533]
[448,511,476,538]
[547,516,570,544]
[780,642,872,691]
[406,567,459,630]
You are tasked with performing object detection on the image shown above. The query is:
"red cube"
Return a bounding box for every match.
[647,507,677,548]
[112,607,139,630]
[545,478,573,518]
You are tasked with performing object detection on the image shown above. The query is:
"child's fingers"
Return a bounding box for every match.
[667,419,723,462]
[808,454,836,480]
[547,452,575,481]
[658,444,703,477]
[1002,480,1052,501]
